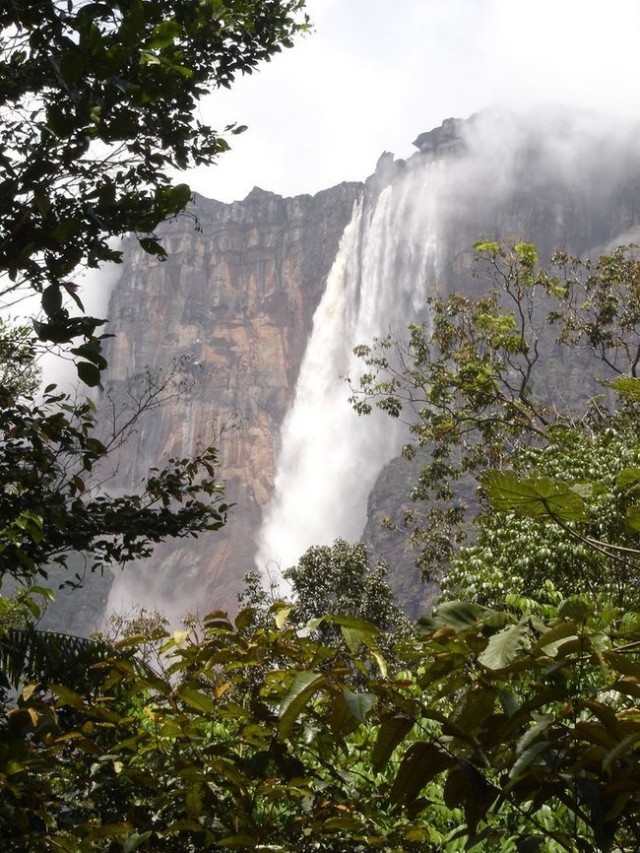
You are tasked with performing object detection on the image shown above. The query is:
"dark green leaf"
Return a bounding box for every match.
[279,672,326,739]
[76,361,101,386]
[390,741,455,805]
[371,714,414,772]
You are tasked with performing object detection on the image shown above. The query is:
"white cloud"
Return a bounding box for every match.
[187,0,640,203]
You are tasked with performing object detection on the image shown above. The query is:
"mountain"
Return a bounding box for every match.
[99,182,362,622]
[49,107,640,631]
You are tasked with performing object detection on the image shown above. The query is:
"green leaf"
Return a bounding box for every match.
[480,470,590,522]
[51,217,83,242]
[390,741,455,805]
[372,714,414,772]
[30,586,56,603]
[427,600,499,632]
[510,723,554,782]
[340,626,371,653]
[531,621,579,657]
[616,468,640,488]
[51,684,85,709]
[342,688,376,723]
[329,691,360,736]
[604,376,640,402]
[626,505,640,533]
[329,614,380,633]
[478,618,530,669]
[273,604,293,629]
[178,686,216,715]
[558,597,593,622]
[602,731,640,772]
[278,672,326,739]
[185,783,204,818]
[123,833,152,853]
[147,20,181,49]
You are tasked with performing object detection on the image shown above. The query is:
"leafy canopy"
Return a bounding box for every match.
[0,0,308,377]
[0,327,228,592]
[350,241,640,582]
[5,595,640,851]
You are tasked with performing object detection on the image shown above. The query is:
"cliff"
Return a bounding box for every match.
[101,182,362,621]
[45,108,640,632]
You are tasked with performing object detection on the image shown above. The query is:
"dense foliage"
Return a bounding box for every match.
[442,410,640,608]
[242,538,411,645]
[3,4,640,845]
[3,594,640,851]
[0,333,228,589]
[0,0,308,380]
[3,239,640,850]
[351,242,640,585]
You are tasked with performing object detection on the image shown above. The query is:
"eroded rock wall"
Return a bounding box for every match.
[102,183,362,619]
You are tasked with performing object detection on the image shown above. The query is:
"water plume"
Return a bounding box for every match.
[256,161,443,589]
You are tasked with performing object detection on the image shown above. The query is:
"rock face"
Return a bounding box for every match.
[102,183,362,620]
[58,108,640,631]
[412,116,466,155]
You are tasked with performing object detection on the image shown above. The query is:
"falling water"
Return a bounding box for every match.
[256,160,444,589]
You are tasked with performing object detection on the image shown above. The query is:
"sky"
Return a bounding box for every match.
[187,0,640,204]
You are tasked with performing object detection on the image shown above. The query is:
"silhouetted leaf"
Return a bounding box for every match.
[390,741,454,805]
[76,360,101,386]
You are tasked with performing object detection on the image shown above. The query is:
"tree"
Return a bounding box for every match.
[7,587,640,851]
[0,323,228,612]
[241,539,411,649]
[0,317,40,400]
[286,539,412,642]
[0,322,232,848]
[350,241,640,585]
[0,384,228,588]
[441,406,640,609]
[0,0,309,381]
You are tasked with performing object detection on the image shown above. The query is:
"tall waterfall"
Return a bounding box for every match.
[256,161,444,588]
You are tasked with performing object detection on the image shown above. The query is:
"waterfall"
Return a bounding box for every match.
[256,160,444,589]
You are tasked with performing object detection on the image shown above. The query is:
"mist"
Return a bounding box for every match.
[254,104,640,589]
[191,0,640,204]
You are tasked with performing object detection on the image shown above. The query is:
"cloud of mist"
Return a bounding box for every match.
[190,0,640,203]
[255,103,640,585]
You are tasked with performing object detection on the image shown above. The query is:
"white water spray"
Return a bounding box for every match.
[256,161,444,589]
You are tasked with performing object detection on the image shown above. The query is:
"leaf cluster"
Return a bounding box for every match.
[350,242,640,583]
[1,383,228,586]
[0,0,308,376]
[4,598,640,851]
[443,410,640,609]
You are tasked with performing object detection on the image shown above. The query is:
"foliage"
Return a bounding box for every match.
[441,408,640,608]
[3,597,640,851]
[350,242,640,582]
[0,0,308,379]
[0,300,232,852]
[382,597,640,852]
[0,317,40,400]
[0,609,387,851]
[242,539,412,649]
[0,381,228,586]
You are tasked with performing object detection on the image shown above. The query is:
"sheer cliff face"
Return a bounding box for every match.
[97,108,640,625]
[103,183,362,619]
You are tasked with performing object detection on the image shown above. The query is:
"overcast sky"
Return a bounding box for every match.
[187,0,640,203]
